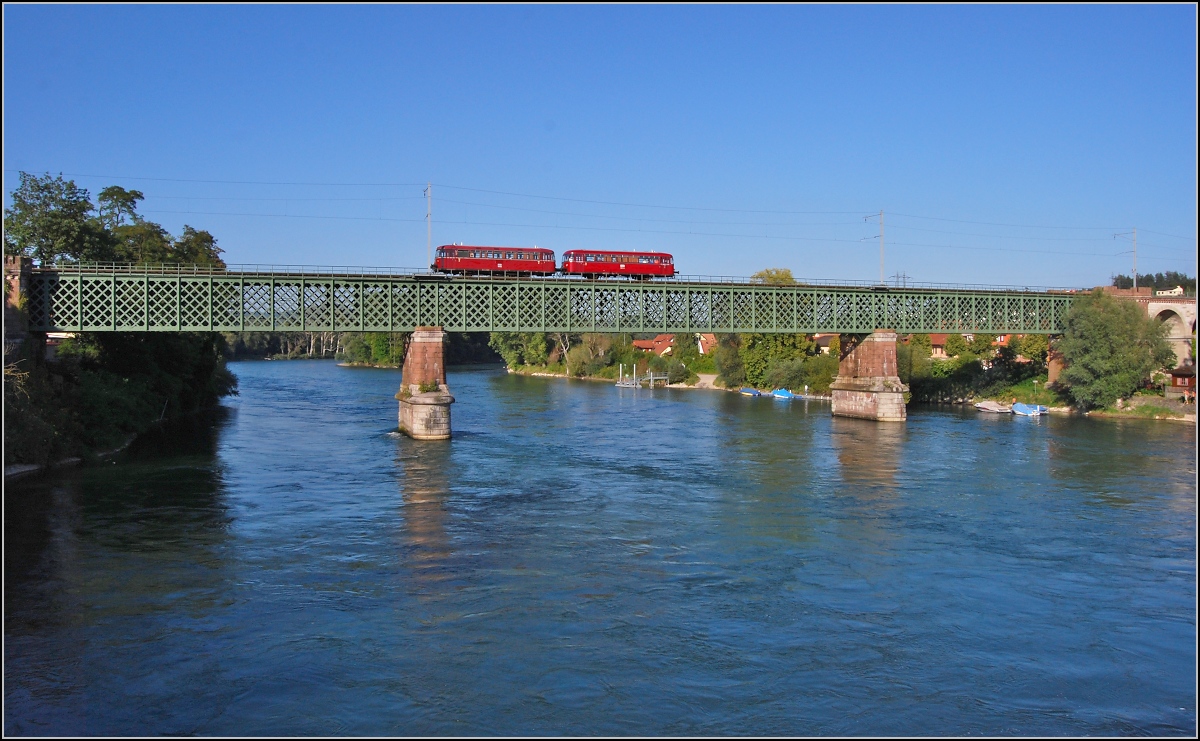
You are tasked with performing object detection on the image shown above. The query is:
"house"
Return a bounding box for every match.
[814,334,835,355]
[1166,358,1195,400]
[928,334,949,359]
[1156,285,1185,297]
[697,333,718,355]
[631,334,675,356]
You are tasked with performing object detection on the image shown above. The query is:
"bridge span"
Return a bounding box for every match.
[19,262,1074,336]
[7,259,1088,433]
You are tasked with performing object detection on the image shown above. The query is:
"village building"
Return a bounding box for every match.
[1166,358,1195,401]
[631,334,675,356]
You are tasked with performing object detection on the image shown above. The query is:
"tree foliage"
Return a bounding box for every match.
[3,172,110,262]
[751,268,797,285]
[1112,272,1195,294]
[1057,290,1176,410]
[968,333,997,356]
[489,332,550,368]
[3,171,223,266]
[944,334,969,357]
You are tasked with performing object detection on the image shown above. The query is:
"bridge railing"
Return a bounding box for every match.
[31,261,1091,294]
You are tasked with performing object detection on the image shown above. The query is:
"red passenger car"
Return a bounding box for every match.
[560,250,676,279]
[433,245,557,276]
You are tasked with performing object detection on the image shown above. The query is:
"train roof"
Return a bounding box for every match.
[561,249,674,256]
[437,245,553,251]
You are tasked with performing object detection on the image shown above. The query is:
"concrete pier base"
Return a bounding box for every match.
[396,326,454,440]
[830,329,909,422]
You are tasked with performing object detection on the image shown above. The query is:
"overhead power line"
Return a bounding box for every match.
[142,208,1184,260]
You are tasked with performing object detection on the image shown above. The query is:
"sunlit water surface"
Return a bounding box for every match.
[5,360,1196,735]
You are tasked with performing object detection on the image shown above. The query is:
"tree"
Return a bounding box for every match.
[909,333,932,355]
[751,268,796,285]
[944,334,969,357]
[173,226,225,266]
[113,220,173,264]
[714,333,746,387]
[1057,290,1176,410]
[738,332,818,387]
[97,186,145,230]
[1013,334,1048,364]
[968,333,997,356]
[3,172,112,262]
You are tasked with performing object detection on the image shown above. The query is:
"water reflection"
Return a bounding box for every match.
[830,416,904,491]
[393,438,454,584]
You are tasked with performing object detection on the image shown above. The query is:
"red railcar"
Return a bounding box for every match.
[560,250,675,279]
[433,245,557,275]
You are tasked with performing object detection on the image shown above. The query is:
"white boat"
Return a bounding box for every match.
[974,400,1012,413]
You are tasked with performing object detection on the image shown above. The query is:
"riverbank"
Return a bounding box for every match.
[4,433,137,482]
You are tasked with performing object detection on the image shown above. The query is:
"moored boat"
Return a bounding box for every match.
[974,400,1012,413]
[771,389,796,399]
[1011,402,1048,416]
[739,388,761,397]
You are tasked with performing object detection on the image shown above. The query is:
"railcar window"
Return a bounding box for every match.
[457,250,468,257]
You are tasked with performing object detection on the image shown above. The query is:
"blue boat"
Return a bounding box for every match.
[1011,402,1048,417]
[771,389,796,399]
[738,388,761,397]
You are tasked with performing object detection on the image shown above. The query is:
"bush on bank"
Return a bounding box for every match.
[5,333,237,465]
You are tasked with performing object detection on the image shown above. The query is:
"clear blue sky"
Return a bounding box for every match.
[4,4,1196,287]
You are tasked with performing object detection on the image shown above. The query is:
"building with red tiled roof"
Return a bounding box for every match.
[697,333,718,355]
[631,334,675,356]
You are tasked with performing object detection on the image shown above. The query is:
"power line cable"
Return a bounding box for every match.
[2,169,426,187]
[143,208,1180,260]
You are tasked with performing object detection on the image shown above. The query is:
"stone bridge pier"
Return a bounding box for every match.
[830,329,909,422]
[396,326,454,440]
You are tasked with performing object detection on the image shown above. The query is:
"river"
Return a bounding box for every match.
[4,360,1196,735]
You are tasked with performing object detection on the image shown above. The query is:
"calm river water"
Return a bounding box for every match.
[5,360,1196,736]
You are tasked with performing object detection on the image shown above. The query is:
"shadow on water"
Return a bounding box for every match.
[5,407,236,619]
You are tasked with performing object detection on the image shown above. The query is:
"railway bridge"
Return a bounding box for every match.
[8,259,1080,436]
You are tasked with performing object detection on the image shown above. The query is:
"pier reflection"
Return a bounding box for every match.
[393,440,454,584]
[830,416,904,492]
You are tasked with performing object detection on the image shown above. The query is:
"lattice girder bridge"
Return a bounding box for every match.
[24,269,1072,335]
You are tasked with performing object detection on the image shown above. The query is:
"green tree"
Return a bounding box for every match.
[1057,290,1176,410]
[944,334,969,357]
[113,220,173,264]
[488,332,549,368]
[751,267,796,285]
[738,332,817,387]
[968,333,997,356]
[172,226,225,266]
[3,172,113,262]
[1013,334,1048,365]
[909,333,932,355]
[897,340,932,383]
[714,333,746,387]
[97,186,145,230]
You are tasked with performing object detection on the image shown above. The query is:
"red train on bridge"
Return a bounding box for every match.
[433,245,557,275]
[433,245,676,279]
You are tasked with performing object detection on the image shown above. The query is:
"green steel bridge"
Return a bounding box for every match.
[23,264,1076,335]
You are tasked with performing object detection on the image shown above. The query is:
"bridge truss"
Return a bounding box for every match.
[24,269,1073,334]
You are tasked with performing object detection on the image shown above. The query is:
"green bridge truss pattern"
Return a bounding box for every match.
[25,270,1072,335]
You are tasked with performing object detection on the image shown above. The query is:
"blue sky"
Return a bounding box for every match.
[3,4,1196,287]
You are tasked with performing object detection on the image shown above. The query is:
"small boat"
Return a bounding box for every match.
[771,389,796,399]
[738,388,761,397]
[1012,402,1048,417]
[974,400,1011,413]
